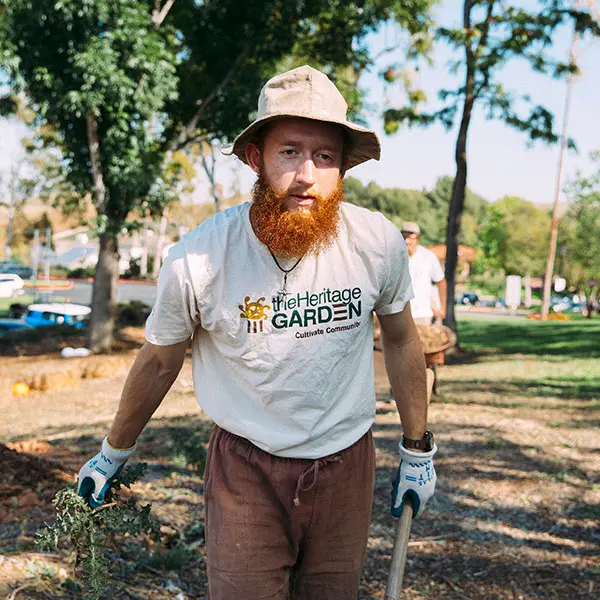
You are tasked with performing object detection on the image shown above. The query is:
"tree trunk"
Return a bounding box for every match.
[3,198,15,260]
[152,208,169,280]
[444,0,477,336]
[87,233,119,353]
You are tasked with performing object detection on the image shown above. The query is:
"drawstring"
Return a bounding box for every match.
[293,455,342,507]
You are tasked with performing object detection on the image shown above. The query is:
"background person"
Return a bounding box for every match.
[76,66,437,600]
[401,222,447,327]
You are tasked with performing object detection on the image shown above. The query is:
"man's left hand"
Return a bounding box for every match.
[391,442,437,518]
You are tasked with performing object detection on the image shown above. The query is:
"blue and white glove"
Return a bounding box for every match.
[391,442,437,518]
[77,437,136,508]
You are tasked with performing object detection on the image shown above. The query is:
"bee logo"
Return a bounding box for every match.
[239,296,271,333]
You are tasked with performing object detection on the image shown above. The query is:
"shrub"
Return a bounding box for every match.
[36,463,159,600]
[116,300,152,328]
[67,266,96,279]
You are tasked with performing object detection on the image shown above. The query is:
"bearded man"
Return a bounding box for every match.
[77,66,437,599]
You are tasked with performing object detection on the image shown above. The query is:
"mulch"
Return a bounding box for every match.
[0,444,72,526]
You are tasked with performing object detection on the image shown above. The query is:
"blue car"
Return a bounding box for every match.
[24,303,91,329]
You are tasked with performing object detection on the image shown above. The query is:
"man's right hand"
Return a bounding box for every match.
[77,437,136,508]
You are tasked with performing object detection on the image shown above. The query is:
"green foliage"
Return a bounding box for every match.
[1,0,180,228]
[0,0,436,350]
[478,196,550,276]
[558,154,600,294]
[169,428,207,472]
[36,463,159,600]
[384,1,600,145]
[116,300,152,328]
[67,266,97,279]
[344,175,489,246]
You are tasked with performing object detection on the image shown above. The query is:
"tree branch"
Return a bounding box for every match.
[168,42,252,153]
[476,0,496,55]
[152,0,177,26]
[373,43,403,62]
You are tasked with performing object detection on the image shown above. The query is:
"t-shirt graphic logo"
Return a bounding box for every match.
[239,296,271,333]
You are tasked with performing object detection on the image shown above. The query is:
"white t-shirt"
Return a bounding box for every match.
[408,245,445,319]
[145,202,413,459]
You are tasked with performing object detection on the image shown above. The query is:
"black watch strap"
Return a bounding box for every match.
[402,430,434,452]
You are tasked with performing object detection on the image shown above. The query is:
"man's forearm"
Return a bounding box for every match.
[382,330,428,440]
[437,278,447,317]
[108,341,188,448]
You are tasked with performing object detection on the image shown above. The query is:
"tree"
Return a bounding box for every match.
[0,110,69,260]
[1,0,180,351]
[383,0,600,333]
[344,174,489,247]
[559,153,600,306]
[425,175,488,245]
[478,196,550,276]
[1,0,434,352]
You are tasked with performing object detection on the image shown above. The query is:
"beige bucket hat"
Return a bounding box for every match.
[222,65,381,169]
[401,221,421,234]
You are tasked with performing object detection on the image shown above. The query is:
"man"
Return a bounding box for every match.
[401,222,447,327]
[77,66,437,600]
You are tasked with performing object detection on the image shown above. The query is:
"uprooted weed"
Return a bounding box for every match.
[36,463,160,600]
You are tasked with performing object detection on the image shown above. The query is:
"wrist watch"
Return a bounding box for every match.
[402,430,434,452]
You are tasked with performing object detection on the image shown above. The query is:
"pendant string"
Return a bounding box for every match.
[269,250,303,297]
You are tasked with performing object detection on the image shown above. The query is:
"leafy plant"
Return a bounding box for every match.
[36,463,159,600]
[169,428,207,472]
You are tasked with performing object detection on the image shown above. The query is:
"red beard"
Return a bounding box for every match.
[249,174,345,259]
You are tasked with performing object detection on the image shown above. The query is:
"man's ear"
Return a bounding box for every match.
[246,143,262,174]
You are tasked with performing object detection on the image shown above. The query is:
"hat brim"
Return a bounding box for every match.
[222,113,380,170]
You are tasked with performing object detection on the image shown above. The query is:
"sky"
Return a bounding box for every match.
[1,0,599,207]
[348,0,600,206]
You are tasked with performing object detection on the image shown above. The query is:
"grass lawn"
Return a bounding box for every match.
[0,295,35,316]
[458,314,600,357]
[446,315,600,413]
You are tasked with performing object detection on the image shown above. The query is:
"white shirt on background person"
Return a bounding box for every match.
[408,245,444,320]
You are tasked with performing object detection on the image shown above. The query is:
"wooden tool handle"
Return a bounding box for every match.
[384,367,435,599]
[384,497,413,600]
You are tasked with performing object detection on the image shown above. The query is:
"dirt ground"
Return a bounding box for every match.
[1,338,599,599]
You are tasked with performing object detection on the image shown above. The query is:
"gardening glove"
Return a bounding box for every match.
[77,437,136,508]
[391,442,437,518]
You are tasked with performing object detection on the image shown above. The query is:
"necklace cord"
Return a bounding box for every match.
[269,250,303,274]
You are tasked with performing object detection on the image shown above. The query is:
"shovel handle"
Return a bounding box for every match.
[384,497,413,600]
[384,367,435,599]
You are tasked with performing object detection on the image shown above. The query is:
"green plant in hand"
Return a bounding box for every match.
[36,463,159,600]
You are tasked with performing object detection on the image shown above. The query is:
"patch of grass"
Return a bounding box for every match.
[570,504,600,520]
[0,323,85,355]
[0,295,35,316]
[458,317,600,357]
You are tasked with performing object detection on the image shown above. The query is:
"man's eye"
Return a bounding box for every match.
[317,153,332,161]
[282,149,297,156]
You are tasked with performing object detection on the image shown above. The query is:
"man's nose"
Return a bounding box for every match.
[295,157,316,186]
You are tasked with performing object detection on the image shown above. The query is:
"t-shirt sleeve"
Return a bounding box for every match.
[429,250,445,283]
[145,242,201,346]
[374,217,414,316]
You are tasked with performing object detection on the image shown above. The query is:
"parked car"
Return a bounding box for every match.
[456,292,480,306]
[0,260,34,280]
[551,295,584,313]
[0,273,25,298]
[0,318,32,336]
[24,303,91,329]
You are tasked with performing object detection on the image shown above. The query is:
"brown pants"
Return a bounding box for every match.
[204,426,375,600]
